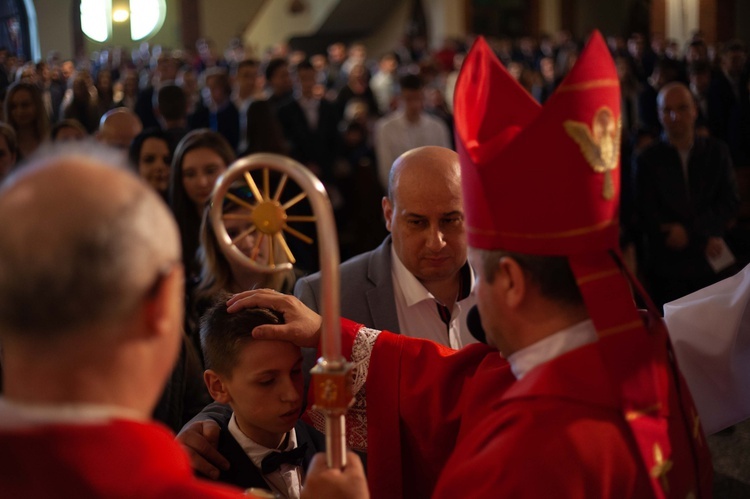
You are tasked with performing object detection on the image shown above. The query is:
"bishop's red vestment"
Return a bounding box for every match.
[0,418,256,498]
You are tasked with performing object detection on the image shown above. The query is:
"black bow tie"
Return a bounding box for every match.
[260,443,308,474]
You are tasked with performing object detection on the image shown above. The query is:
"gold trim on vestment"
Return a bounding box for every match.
[556,79,619,93]
[467,219,616,239]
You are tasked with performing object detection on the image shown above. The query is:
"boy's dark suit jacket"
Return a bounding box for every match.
[216,418,325,491]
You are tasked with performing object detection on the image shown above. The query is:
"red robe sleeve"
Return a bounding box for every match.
[366,325,515,499]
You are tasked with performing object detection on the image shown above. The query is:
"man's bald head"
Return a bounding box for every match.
[657,82,697,145]
[383,146,466,290]
[97,108,143,151]
[0,142,180,339]
[387,146,461,201]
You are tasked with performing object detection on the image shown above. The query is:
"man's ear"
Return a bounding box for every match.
[382,196,393,232]
[204,369,232,404]
[144,265,184,340]
[497,257,527,309]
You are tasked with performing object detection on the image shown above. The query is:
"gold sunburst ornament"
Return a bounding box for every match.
[563,106,621,200]
[210,156,317,272]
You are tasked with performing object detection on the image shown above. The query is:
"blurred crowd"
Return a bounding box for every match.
[0,29,748,309]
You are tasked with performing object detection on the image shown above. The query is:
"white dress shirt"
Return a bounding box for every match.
[374,110,452,189]
[235,96,253,153]
[228,413,302,499]
[297,96,320,130]
[391,247,477,349]
[507,319,598,380]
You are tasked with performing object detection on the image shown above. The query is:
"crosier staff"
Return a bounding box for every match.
[209,153,353,469]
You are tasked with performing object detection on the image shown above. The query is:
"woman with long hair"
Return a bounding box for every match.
[169,129,234,278]
[186,183,296,360]
[195,185,295,298]
[4,81,49,159]
[129,128,172,199]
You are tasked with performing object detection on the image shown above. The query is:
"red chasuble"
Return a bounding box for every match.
[332,316,711,499]
[0,419,254,498]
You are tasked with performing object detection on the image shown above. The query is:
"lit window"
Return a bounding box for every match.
[80,0,166,42]
[129,0,166,41]
[81,0,111,43]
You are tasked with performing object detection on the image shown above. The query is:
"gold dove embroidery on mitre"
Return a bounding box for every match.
[563,107,621,200]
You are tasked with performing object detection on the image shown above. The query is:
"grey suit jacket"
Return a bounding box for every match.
[294,235,401,333]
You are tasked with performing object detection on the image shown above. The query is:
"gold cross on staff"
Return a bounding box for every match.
[692,409,703,447]
[650,443,673,493]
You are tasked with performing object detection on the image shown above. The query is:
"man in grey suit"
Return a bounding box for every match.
[295,146,476,349]
[175,146,476,478]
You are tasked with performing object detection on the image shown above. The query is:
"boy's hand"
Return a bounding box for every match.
[301,452,369,499]
[227,289,322,348]
[175,420,230,479]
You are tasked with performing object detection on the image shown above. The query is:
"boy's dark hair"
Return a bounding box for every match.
[400,74,423,91]
[200,297,285,375]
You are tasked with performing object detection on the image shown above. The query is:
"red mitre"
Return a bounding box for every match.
[455,32,711,498]
[455,31,620,255]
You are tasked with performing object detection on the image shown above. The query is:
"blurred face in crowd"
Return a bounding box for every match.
[401,87,424,122]
[296,67,316,98]
[9,88,36,128]
[686,44,708,64]
[383,148,466,287]
[380,54,398,74]
[181,147,227,208]
[689,71,711,95]
[540,57,555,81]
[122,70,139,96]
[98,110,143,151]
[328,43,346,64]
[157,57,179,82]
[269,63,293,97]
[54,124,86,142]
[658,84,697,143]
[311,54,327,72]
[723,48,747,76]
[235,63,258,99]
[206,74,229,107]
[97,69,112,90]
[139,137,171,194]
[73,75,89,101]
[177,68,198,96]
[61,60,75,80]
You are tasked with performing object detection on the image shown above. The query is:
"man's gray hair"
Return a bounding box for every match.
[0,141,181,338]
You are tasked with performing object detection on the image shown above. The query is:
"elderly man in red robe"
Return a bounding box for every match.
[0,145,367,499]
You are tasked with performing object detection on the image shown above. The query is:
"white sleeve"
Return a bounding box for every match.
[306,327,381,451]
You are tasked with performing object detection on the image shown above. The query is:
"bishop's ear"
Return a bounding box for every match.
[497,256,527,309]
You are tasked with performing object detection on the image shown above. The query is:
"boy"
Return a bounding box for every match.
[200,301,324,498]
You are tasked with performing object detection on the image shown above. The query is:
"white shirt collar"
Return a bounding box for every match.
[507,319,598,380]
[228,412,298,470]
[390,246,475,307]
[0,397,146,429]
[391,246,435,307]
